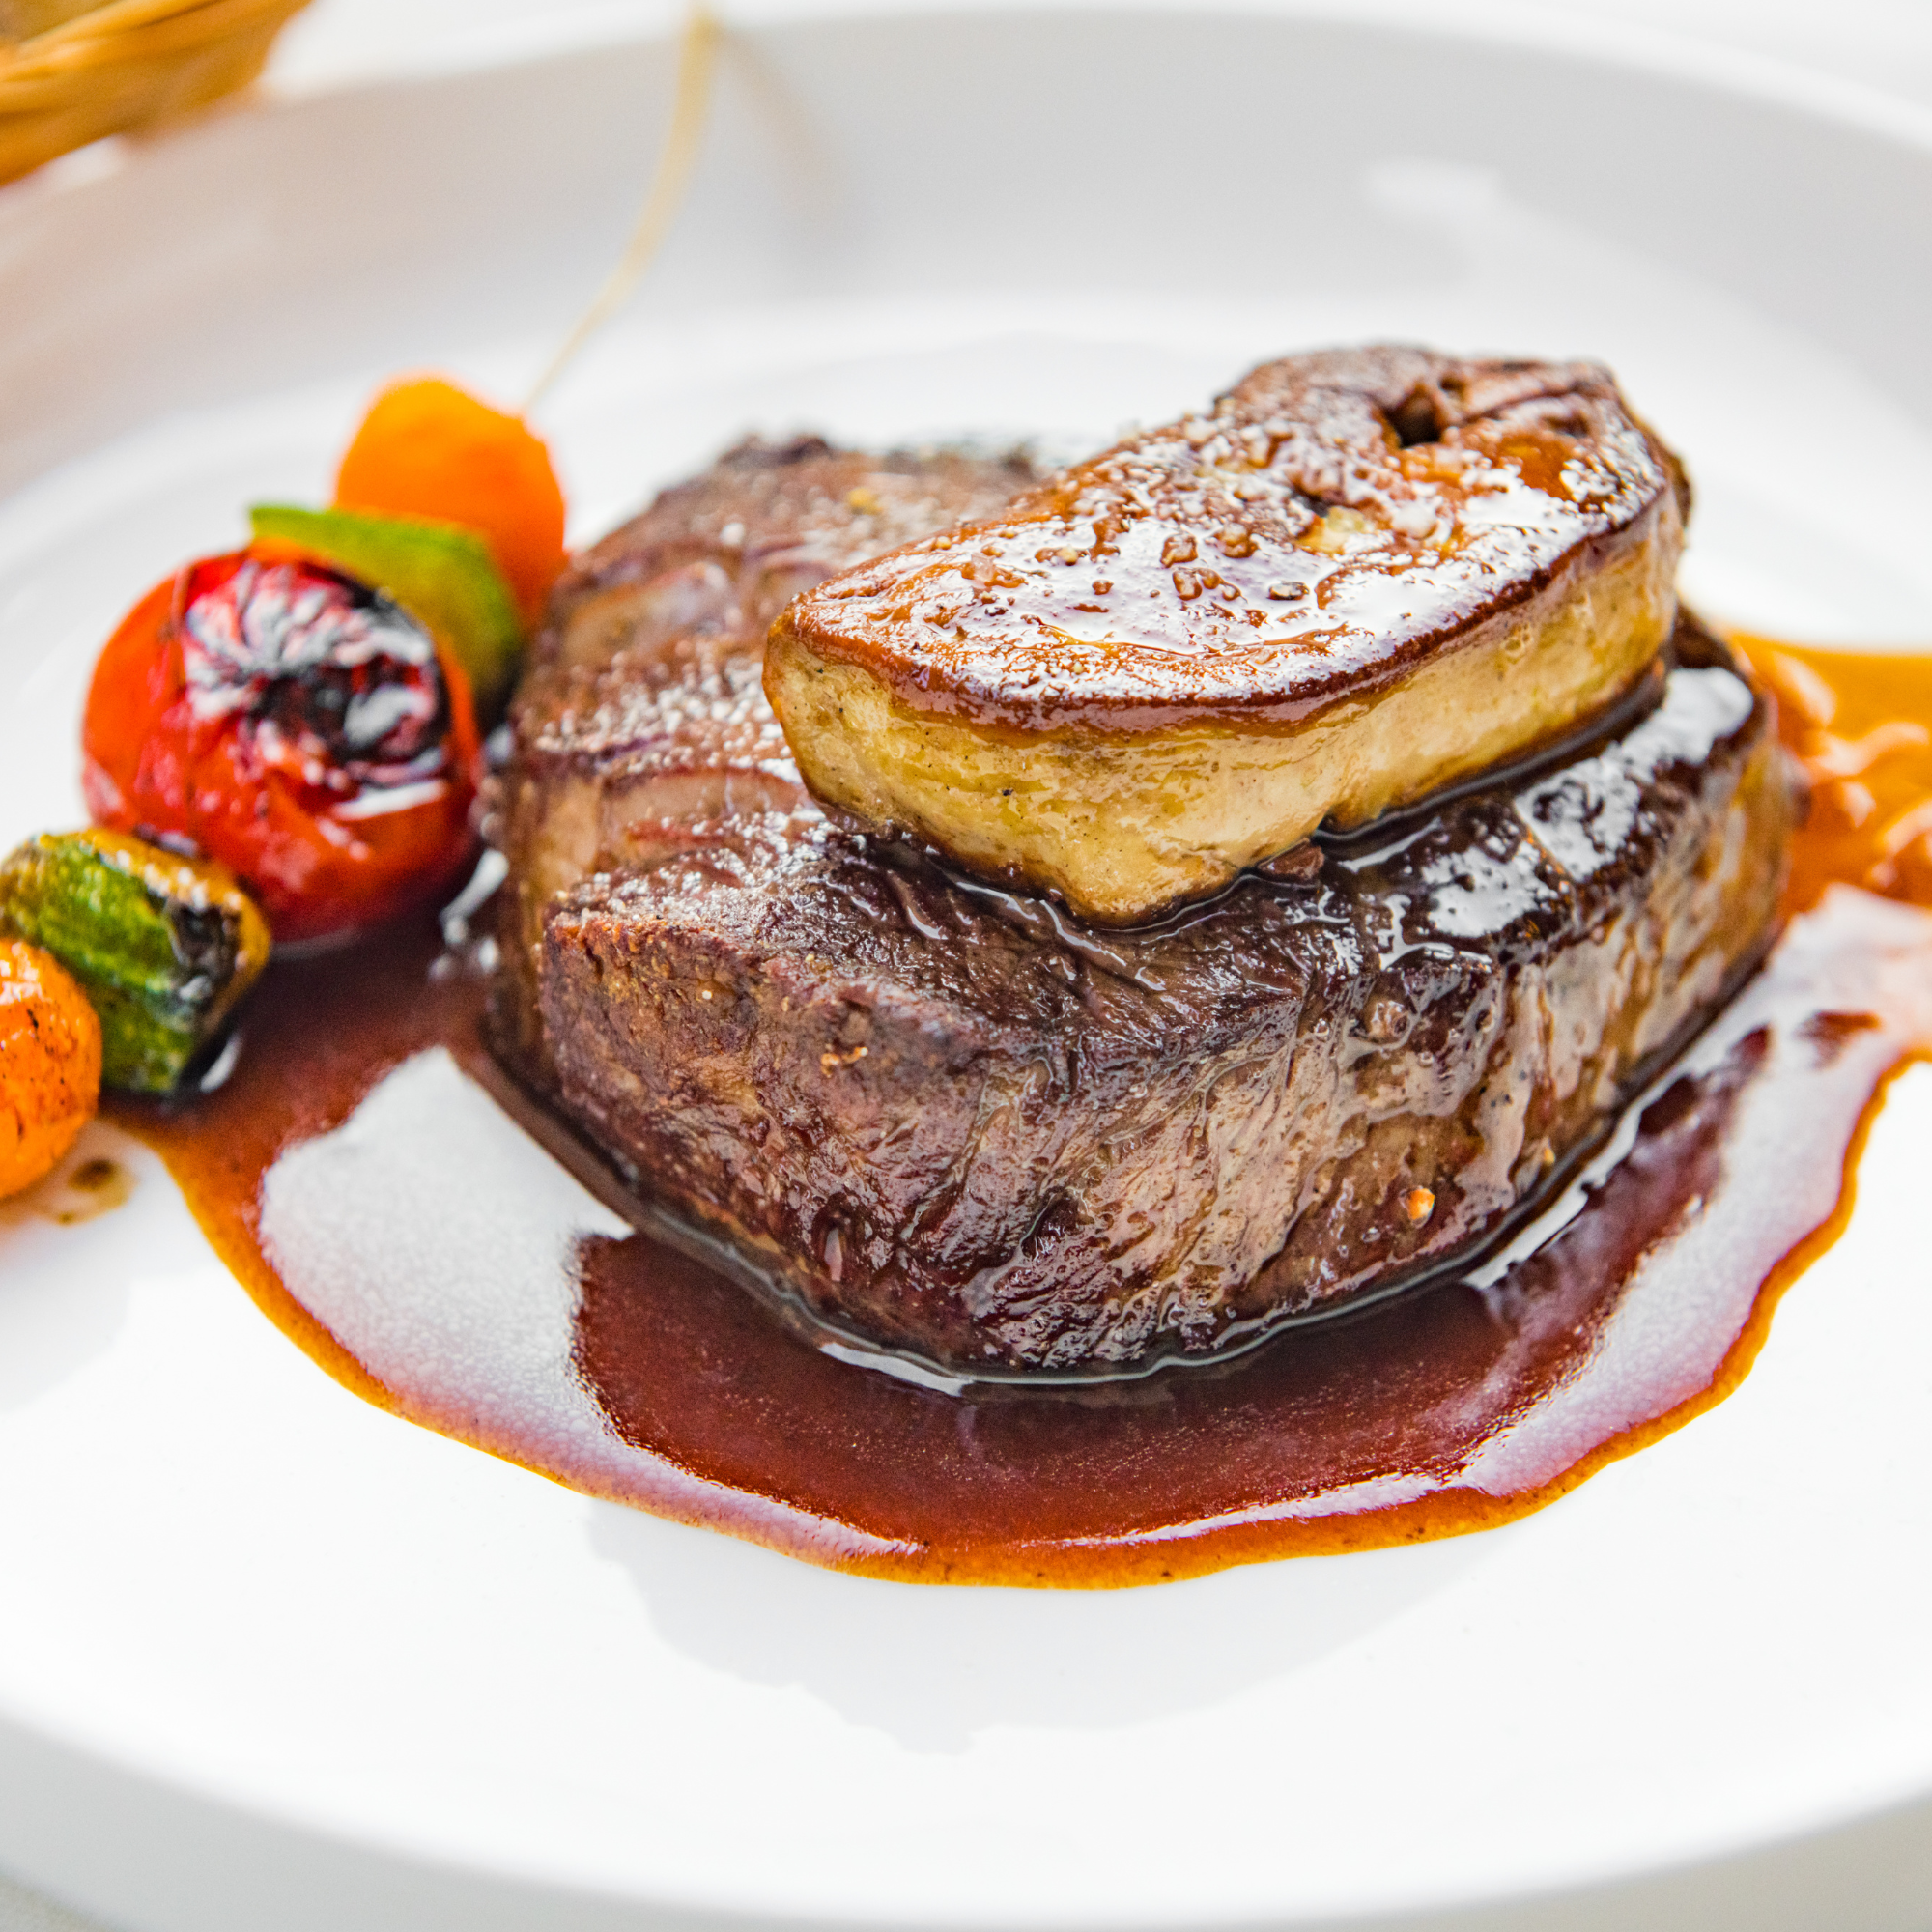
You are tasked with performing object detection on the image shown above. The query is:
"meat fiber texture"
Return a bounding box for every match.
[534,615,1795,1375]
[492,438,1038,1080]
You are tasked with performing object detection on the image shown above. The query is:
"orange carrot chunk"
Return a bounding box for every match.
[0,938,101,1200]
[333,378,567,629]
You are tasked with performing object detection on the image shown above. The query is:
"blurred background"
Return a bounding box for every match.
[259,0,1932,102]
[3,0,1931,197]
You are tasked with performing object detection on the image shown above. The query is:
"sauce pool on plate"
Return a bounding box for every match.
[110,636,1932,1587]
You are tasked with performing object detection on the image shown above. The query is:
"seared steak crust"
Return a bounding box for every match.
[493,438,1039,1074]
[536,617,1794,1375]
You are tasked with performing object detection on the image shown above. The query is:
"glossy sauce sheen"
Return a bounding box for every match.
[116,637,1932,1586]
[775,348,1673,729]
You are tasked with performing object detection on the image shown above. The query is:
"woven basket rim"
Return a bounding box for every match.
[0,0,307,184]
[0,0,304,74]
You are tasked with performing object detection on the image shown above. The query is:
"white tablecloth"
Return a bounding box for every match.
[3,0,1929,1925]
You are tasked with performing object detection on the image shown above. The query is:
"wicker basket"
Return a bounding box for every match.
[0,0,311,187]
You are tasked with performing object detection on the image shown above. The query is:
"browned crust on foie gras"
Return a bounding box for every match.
[766,345,1688,925]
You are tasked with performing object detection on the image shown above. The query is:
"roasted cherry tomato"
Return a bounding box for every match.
[80,552,479,944]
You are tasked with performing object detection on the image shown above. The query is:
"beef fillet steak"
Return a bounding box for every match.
[523,606,1794,1374]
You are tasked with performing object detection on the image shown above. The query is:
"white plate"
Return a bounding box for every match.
[3,7,1932,1928]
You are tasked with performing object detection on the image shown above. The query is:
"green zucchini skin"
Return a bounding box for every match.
[0,832,270,1094]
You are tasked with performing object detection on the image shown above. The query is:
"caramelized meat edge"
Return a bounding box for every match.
[492,438,1038,1078]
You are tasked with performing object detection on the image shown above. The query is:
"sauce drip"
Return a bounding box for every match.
[111,635,1932,1587]
[1739,636,1932,915]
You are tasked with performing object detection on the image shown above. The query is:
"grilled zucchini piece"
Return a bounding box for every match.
[0,831,270,1094]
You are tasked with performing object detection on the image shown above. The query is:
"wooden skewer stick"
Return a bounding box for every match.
[524,2,720,413]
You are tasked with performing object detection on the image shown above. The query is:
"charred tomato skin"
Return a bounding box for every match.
[81,551,480,943]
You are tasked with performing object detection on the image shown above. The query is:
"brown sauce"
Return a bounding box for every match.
[110,634,1932,1587]
[0,1135,135,1228]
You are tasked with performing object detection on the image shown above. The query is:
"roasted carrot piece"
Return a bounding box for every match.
[332,378,567,628]
[0,938,101,1200]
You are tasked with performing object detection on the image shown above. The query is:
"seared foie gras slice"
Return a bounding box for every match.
[493,438,1038,1076]
[767,346,1686,925]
